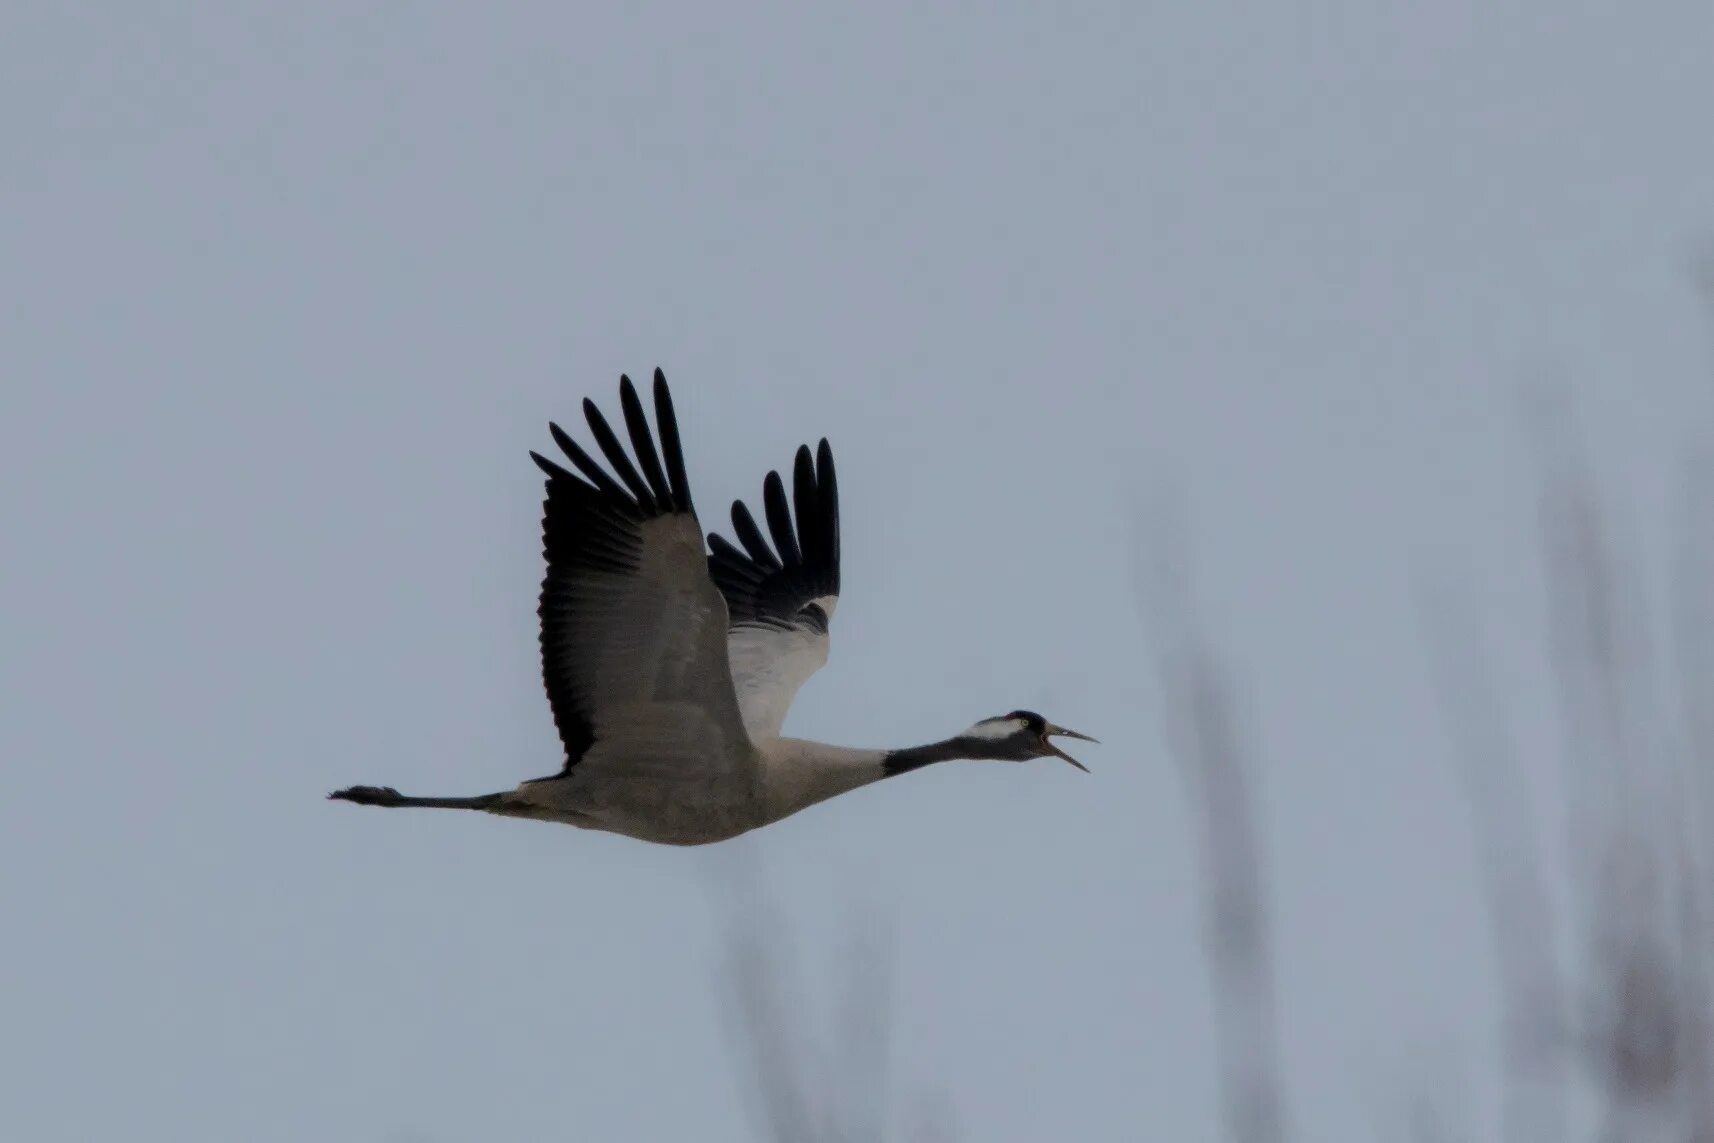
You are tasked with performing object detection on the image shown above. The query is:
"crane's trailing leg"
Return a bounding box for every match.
[328,785,503,811]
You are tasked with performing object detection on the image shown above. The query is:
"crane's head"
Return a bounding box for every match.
[964,710,1097,772]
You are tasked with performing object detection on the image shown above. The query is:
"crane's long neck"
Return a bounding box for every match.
[760,735,982,823]
[881,737,976,776]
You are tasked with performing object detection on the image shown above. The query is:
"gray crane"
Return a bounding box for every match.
[330,370,1095,845]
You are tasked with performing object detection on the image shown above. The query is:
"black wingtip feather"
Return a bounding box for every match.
[531,450,571,481]
[546,422,627,503]
[583,388,658,512]
[791,445,819,566]
[762,470,801,566]
[706,532,745,563]
[652,370,693,513]
[816,440,839,594]
[729,501,780,569]
[619,376,674,508]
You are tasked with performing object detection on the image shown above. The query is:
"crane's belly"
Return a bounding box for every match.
[496,773,761,846]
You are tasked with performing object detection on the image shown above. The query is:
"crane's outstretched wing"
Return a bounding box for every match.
[528,370,751,783]
[706,439,840,740]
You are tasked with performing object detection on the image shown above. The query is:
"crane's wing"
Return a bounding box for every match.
[528,370,752,784]
[706,439,840,740]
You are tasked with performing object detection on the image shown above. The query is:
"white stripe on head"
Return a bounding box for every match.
[966,717,1027,741]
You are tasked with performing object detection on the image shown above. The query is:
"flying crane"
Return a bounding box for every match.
[330,370,1094,844]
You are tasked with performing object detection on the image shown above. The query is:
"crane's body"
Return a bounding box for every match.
[331,370,1093,845]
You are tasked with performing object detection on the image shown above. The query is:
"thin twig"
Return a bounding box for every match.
[1134,505,1287,1143]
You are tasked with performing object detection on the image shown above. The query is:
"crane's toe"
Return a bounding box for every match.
[329,785,402,806]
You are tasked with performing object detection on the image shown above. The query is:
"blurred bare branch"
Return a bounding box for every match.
[1533,419,1711,1126]
[714,857,953,1143]
[1418,580,1569,1143]
[1670,449,1714,1142]
[1135,503,1287,1143]
[1430,400,1714,1142]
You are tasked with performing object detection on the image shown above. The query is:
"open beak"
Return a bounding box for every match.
[1042,723,1098,773]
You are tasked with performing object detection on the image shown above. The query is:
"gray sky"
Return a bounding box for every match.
[4,4,1712,1140]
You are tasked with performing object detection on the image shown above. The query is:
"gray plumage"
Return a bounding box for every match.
[330,369,1095,845]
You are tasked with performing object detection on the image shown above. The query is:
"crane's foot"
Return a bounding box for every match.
[328,784,403,806]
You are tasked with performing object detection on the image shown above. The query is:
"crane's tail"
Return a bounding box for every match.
[328,785,502,810]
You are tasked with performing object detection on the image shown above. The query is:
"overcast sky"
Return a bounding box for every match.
[4,4,1712,1141]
